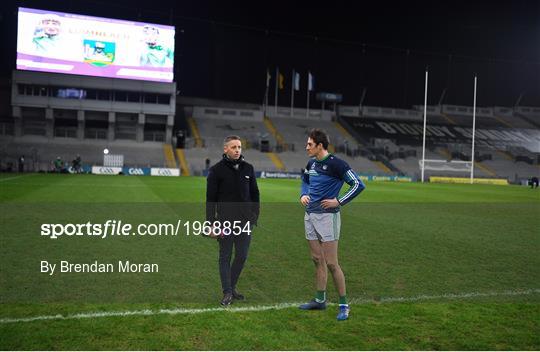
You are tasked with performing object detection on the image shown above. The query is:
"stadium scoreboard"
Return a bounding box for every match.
[17,7,175,83]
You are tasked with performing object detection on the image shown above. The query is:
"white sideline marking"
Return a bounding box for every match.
[1,288,538,324]
[348,288,540,304]
[0,175,27,182]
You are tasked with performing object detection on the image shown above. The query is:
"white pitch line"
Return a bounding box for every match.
[0,175,28,182]
[1,289,538,324]
[348,288,540,304]
[0,303,299,324]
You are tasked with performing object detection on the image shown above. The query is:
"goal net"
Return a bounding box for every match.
[419,159,472,174]
[104,154,124,167]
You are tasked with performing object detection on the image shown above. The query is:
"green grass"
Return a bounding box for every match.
[1,173,539,350]
[1,303,539,350]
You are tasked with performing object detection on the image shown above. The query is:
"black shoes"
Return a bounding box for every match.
[220,290,245,305]
[220,292,233,306]
[232,290,245,301]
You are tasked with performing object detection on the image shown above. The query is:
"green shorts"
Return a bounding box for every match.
[304,212,341,242]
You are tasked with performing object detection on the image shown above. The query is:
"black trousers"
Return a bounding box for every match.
[218,232,251,294]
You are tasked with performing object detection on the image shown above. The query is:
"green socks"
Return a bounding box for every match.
[314,292,347,305]
[315,290,326,303]
[339,295,348,305]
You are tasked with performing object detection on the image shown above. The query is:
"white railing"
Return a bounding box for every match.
[266,107,334,121]
[442,104,494,118]
[338,106,360,116]
[412,105,441,115]
[193,106,264,122]
[339,105,422,120]
[493,106,513,117]
[515,106,540,118]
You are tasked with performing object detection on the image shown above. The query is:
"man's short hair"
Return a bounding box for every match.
[308,129,330,150]
[223,135,241,146]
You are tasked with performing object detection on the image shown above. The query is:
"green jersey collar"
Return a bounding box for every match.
[315,153,332,162]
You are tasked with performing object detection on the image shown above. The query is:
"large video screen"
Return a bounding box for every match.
[17,7,175,83]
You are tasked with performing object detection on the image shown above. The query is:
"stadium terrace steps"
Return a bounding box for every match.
[482,158,539,180]
[239,149,282,173]
[193,116,276,150]
[275,151,304,173]
[175,148,190,176]
[355,157,390,175]
[187,117,203,147]
[437,148,453,160]
[373,160,393,174]
[270,118,357,152]
[265,152,286,171]
[493,115,514,128]
[163,144,177,169]
[333,121,360,145]
[390,158,418,178]
[440,113,457,125]
[182,148,215,175]
[476,162,497,177]
[182,148,281,175]
[496,150,514,161]
[513,112,540,129]
[263,117,285,146]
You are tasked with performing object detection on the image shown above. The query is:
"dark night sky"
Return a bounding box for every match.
[1,0,539,107]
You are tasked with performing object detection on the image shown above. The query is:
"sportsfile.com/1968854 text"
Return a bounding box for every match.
[40,220,252,239]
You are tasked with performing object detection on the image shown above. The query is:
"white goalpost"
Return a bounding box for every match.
[470,75,477,183]
[420,69,428,183]
[420,71,478,184]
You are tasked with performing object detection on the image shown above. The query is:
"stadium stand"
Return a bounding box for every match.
[191,106,277,150]
[182,104,398,175]
[182,147,280,176]
[2,74,538,183]
[268,115,355,151]
[480,149,540,180]
[514,106,540,129]
[0,137,167,172]
[266,108,392,174]
[337,104,539,182]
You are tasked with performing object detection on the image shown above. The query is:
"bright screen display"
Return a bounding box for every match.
[17,7,175,82]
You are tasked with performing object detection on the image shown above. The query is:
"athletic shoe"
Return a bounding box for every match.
[232,290,245,300]
[299,299,326,310]
[337,304,350,320]
[220,292,233,306]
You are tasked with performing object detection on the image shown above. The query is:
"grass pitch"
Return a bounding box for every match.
[0,173,539,350]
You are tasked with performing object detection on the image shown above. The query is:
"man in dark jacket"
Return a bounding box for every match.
[206,135,260,305]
